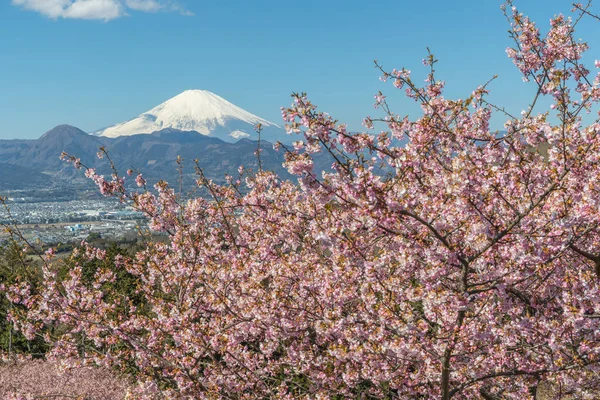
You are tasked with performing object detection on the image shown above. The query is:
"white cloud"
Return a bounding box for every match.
[62,0,124,20]
[12,0,73,18]
[12,0,192,21]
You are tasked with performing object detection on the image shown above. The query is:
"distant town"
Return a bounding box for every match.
[0,195,146,246]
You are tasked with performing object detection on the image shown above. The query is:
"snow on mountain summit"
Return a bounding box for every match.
[91,90,283,142]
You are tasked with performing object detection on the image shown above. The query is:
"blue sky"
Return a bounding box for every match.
[1,0,599,139]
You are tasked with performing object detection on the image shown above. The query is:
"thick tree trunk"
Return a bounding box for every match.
[442,309,466,399]
[441,351,452,400]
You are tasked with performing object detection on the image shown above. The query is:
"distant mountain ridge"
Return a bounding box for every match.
[91,90,286,143]
[0,163,51,189]
[0,124,312,190]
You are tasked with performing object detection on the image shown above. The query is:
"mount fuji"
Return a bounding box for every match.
[91,90,287,143]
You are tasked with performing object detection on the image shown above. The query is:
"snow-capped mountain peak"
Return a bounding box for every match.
[91,90,283,142]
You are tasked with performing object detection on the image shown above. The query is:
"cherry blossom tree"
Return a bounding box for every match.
[7,1,600,398]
